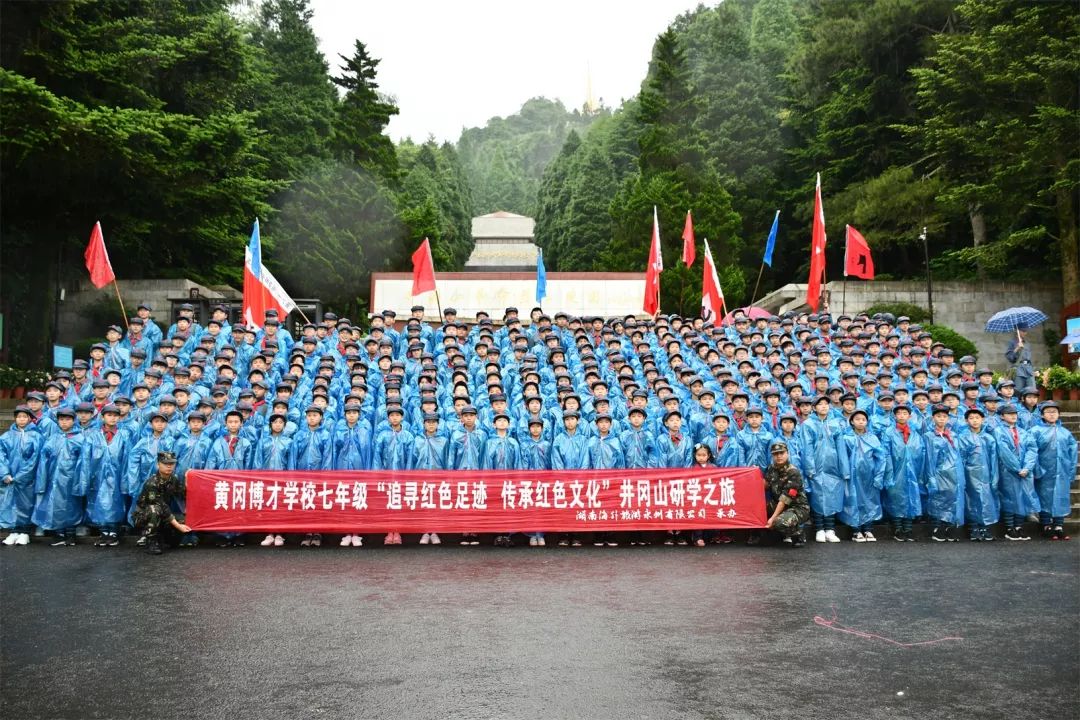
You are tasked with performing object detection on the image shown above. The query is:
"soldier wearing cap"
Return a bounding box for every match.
[131,451,192,555]
[763,440,809,547]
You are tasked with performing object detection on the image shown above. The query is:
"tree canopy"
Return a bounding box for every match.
[3,0,1076,366]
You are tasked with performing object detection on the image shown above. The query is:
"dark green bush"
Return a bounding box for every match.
[862,302,931,324]
[923,324,978,359]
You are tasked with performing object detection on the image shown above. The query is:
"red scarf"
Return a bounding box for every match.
[896,423,910,444]
[228,435,238,455]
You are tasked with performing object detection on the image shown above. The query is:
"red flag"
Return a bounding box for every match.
[844,225,875,280]
[643,207,663,315]
[681,210,695,267]
[701,238,724,323]
[806,174,827,311]
[84,221,115,289]
[411,238,437,296]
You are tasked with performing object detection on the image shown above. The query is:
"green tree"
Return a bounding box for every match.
[911,0,1079,299]
[246,0,336,184]
[331,40,399,182]
[269,162,403,319]
[1,0,278,366]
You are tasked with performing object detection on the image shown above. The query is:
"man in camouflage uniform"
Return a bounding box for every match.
[131,451,192,555]
[764,440,810,547]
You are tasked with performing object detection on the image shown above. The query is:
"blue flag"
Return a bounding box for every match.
[763,210,779,267]
[536,248,547,304]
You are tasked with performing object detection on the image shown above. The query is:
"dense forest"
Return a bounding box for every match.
[533,0,1079,315]
[2,0,1077,367]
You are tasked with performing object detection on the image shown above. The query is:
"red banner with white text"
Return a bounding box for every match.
[186,467,767,533]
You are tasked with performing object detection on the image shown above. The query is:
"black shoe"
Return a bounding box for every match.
[1004,527,1023,541]
[946,526,960,542]
[145,538,163,555]
[494,535,512,548]
[104,533,119,547]
[745,532,761,546]
[893,530,906,542]
[969,528,982,542]
[1016,527,1032,541]
[791,532,806,548]
[931,527,948,542]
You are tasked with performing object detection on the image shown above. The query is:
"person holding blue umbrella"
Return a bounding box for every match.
[986,307,1048,394]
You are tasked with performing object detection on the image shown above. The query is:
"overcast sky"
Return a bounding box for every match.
[309,0,707,143]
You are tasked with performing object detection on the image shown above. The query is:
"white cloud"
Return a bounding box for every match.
[309,0,707,143]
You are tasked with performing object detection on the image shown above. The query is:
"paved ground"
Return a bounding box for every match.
[2,537,1078,720]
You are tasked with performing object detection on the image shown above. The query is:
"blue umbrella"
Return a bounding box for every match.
[985,306,1048,333]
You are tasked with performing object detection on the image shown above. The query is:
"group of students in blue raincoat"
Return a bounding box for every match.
[1,301,1076,549]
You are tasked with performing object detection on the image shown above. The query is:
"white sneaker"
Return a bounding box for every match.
[261,534,276,547]
[852,532,866,543]
[429,533,440,545]
[15,533,30,545]
[300,534,312,547]
[529,536,538,546]
[537,537,546,547]
[351,535,363,547]
[824,529,841,543]
[340,535,353,547]
[419,533,431,545]
[815,530,827,543]
[274,535,285,546]
[782,537,793,543]
[3,533,17,546]
[863,531,877,542]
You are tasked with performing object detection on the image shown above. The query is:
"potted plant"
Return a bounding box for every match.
[1070,370,1080,402]
[1042,365,1072,401]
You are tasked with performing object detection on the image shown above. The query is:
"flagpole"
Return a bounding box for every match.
[433,289,444,321]
[112,280,129,331]
[842,229,847,315]
[749,262,765,306]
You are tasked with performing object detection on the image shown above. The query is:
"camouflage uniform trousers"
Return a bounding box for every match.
[767,500,810,538]
[132,504,179,541]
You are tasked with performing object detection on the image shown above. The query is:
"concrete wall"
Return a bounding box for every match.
[815,281,1064,370]
[59,279,239,344]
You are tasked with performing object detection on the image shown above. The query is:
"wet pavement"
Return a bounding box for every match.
[2,537,1078,720]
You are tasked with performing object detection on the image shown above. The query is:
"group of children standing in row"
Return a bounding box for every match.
[0,303,1076,550]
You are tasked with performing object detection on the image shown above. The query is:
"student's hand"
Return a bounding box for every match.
[3,476,11,484]
[765,517,775,528]
[1018,469,1028,478]
[176,523,192,533]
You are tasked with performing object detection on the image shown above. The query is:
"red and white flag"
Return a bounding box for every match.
[844,225,875,280]
[701,238,724,323]
[643,206,663,316]
[411,238,437,296]
[243,219,297,328]
[84,221,116,289]
[806,174,827,311]
[681,210,695,267]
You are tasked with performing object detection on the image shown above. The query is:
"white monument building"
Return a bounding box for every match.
[465,211,540,271]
